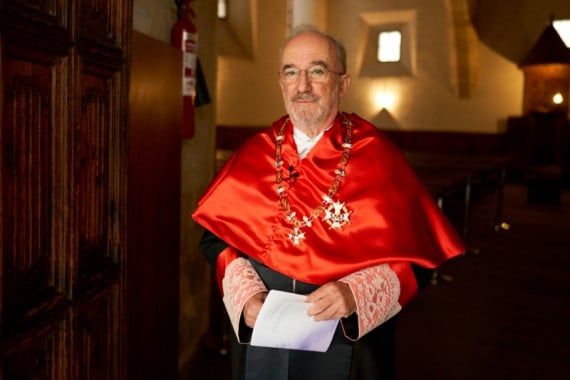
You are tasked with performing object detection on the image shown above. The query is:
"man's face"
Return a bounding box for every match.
[279,32,350,128]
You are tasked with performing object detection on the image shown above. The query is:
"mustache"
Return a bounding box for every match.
[291,92,320,102]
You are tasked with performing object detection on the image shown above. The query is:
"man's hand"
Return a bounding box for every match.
[243,291,268,328]
[305,281,356,321]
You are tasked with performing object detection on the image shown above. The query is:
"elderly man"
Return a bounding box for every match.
[193,25,464,380]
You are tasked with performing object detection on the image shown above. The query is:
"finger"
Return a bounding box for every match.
[243,292,267,328]
[306,298,328,316]
[314,302,348,321]
[310,289,355,320]
[305,282,336,303]
[307,295,344,320]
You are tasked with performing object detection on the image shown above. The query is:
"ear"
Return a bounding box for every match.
[339,74,351,98]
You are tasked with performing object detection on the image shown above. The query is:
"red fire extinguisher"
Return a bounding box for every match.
[171,0,198,138]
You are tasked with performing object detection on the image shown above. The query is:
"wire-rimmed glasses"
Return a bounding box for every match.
[280,65,344,83]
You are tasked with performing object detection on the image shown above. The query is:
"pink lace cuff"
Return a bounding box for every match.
[339,263,401,340]
[222,257,267,343]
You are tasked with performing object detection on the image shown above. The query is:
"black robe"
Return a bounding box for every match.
[200,230,433,380]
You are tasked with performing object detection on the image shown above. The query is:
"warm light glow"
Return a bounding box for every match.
[553,19,570,48]
[553,92,564,105]
[217,0,227,19]
[373,90,396,110]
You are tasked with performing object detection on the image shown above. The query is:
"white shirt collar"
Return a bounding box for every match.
[293,126,331,159]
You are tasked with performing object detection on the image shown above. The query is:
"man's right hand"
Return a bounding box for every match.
[243,291,268,328]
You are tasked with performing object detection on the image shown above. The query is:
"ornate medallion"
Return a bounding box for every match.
[323,200,352,230]
[274,113,353,245]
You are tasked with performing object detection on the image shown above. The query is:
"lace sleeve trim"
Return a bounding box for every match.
[340,263,401,340]
[222,257,267,343]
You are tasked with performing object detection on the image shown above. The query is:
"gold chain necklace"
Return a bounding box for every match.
[275,113,353,245]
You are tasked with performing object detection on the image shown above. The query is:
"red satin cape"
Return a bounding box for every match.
[193,113,465,285]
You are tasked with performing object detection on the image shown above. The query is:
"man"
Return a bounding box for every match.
[193,25,464,380]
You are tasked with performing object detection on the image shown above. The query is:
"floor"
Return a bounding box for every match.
[184,183,570,380]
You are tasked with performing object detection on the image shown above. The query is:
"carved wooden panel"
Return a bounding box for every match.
[1,0,69,29]
[0,0,72,59]
[75,69,122,294]
[1,0,131,378]
[1,46,71,331]
[76,282,124,380]
[0,311,73,379]
[78,0,116,42]
[76,0,131,69]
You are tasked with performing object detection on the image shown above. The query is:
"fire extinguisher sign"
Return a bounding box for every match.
[171,0,198,138]
[183,31,198,97]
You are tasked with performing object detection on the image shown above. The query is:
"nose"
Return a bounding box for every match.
[296,70,312,91]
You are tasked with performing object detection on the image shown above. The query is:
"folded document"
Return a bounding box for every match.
[250,290,339,352]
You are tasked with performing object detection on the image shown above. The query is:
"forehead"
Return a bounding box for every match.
[280,32,337,67]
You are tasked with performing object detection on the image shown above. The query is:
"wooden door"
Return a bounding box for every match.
[0,0,131,378]
[127,31,182,380]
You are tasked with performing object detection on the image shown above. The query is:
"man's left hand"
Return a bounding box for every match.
[305,281,356,321]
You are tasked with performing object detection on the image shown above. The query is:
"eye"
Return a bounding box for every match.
[283,69,299,77]
[308,67,326,76]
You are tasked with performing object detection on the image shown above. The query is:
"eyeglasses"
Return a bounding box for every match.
[280,66,344,83]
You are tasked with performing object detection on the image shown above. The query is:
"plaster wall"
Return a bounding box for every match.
[217,0,289,126]
[217,0,526,133]
[330,0,522,132]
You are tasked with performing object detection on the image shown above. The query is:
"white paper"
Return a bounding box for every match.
[250,290,339,352]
